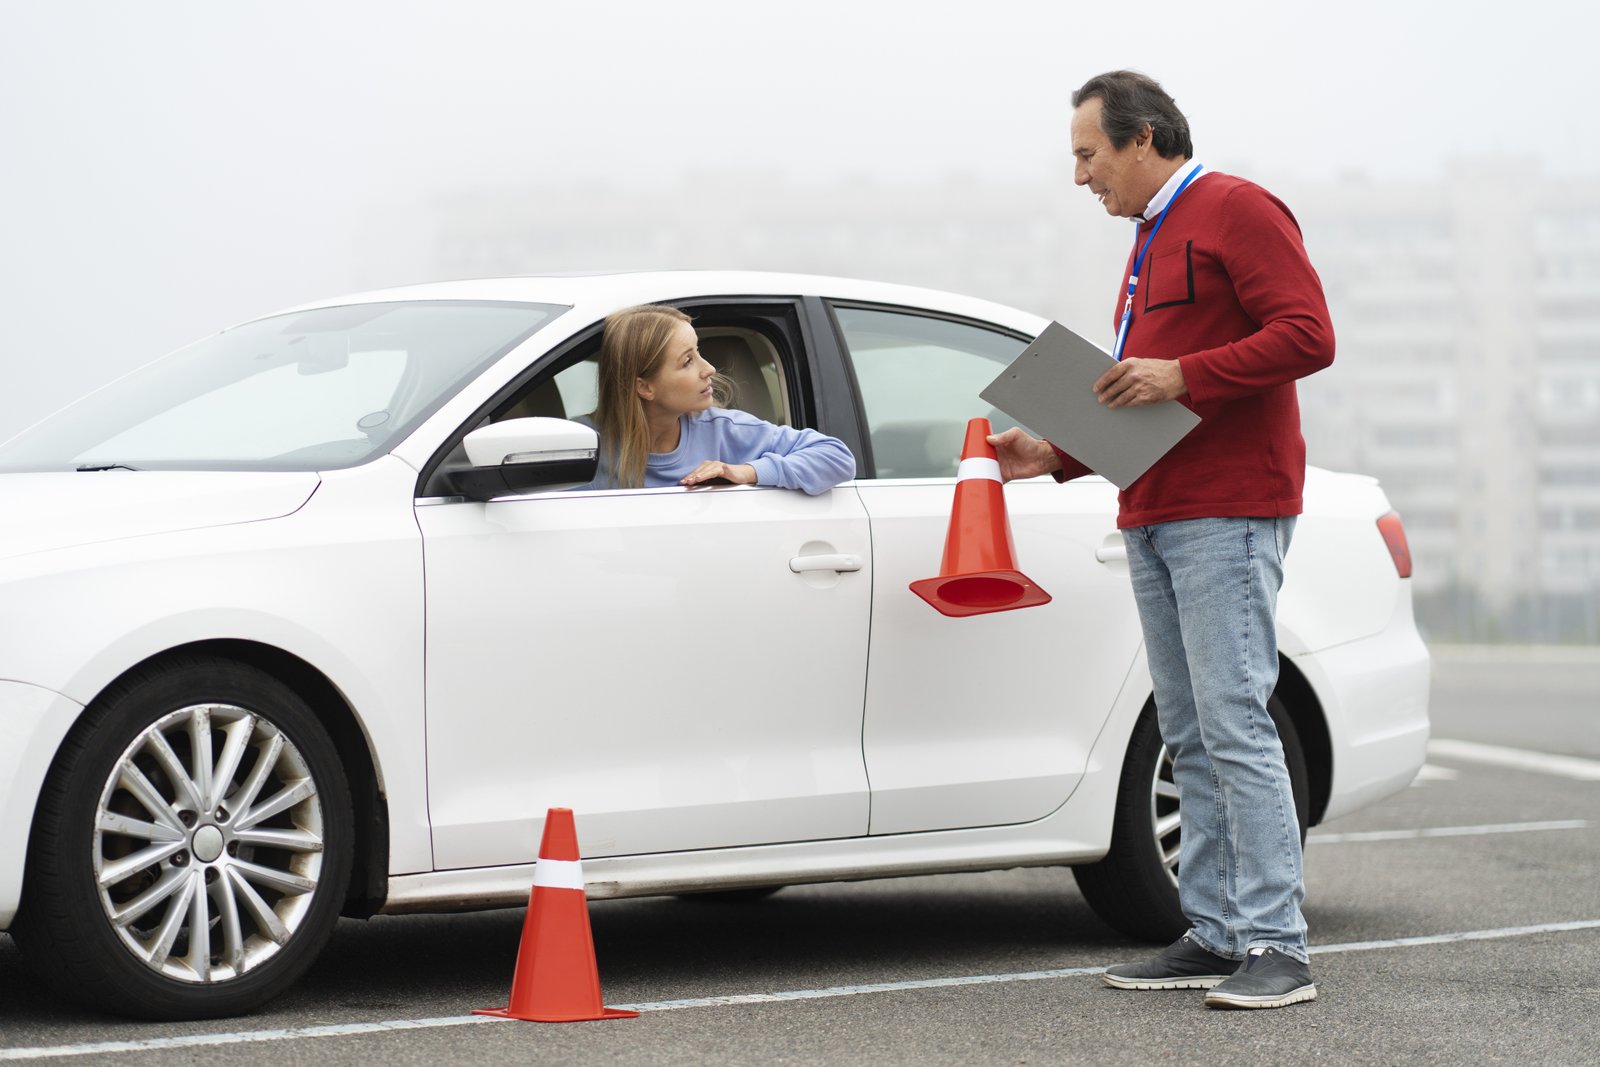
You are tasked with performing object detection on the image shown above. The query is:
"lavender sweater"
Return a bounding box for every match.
[580,408,855,495]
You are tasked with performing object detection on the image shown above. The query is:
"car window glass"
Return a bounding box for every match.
[832,306,1031,478]
[553,360,599,418]
[497,356,599,422]
[92,349,408,463]
[0,301,565,473]
[457,316,800,497]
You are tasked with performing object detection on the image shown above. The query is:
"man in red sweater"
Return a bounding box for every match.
[991,70,1333,1010]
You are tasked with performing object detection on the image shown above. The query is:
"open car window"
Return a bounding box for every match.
[417,303,810,498]
[491,325,791,429]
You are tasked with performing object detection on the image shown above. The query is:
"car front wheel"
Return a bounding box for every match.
[13,656,352,1020]
[1072,694,1309,943]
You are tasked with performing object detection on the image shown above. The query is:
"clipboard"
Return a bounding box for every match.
[980,321,1200,490]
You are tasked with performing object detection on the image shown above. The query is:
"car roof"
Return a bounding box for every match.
[264,271,1048,334]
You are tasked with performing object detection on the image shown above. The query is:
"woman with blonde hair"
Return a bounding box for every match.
[583,304,854,494]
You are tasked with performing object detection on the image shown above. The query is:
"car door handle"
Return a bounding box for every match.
[789,553,863,574]
[1095,545,1128,563]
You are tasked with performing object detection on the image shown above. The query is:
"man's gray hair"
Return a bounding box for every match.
[1072,70,1194,160]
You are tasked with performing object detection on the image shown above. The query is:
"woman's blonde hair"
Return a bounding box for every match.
[591,304,730,488]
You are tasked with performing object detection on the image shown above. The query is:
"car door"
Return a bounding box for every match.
[826,302,1147,836]
[416,301,872,871]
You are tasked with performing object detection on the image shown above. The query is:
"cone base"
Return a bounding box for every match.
[909,570,1052,618]
[473,1005,640,1023]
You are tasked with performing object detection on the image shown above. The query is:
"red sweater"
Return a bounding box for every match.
[1051,171,1334,527]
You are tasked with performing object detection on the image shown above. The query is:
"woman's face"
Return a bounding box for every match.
[637,320,716,418]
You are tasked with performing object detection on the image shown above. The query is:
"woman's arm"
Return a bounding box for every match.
[688,409,856,495]
[747,424,857,494]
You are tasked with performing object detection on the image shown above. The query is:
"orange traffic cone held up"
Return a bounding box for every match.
[909,418,1052,618]
[473,808,638,1023]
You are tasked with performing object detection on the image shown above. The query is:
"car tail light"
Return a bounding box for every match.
[1377,511,1412,578]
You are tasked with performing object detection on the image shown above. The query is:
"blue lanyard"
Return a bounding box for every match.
[1111,164,1203,362]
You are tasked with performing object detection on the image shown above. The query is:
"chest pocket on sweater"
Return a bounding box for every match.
[1143,240,1194,311]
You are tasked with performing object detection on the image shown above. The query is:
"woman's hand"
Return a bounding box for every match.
[681,461,758,488]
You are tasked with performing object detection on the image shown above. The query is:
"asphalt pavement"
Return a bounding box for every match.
[1,645,1596,1065]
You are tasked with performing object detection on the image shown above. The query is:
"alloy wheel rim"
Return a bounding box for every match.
[92,703,326,983]
[1149,744,1181,888]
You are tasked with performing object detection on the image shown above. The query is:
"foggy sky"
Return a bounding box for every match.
[0,0,1581,435]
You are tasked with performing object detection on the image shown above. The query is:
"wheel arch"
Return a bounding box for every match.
[1276,654,1331,827]
[93,639,390,917]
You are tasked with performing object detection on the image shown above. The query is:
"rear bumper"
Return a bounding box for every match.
[1292,592,1431,824]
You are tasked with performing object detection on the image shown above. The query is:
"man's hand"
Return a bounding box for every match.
[681,460,757,488]
[986,427,1063,482]
[1094,357,1186,409]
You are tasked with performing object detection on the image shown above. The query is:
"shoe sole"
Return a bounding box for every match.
[1204,983,1318,1009]
[1103,974,1231,991]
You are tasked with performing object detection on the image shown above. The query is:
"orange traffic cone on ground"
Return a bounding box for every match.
[909,417,1052,618]
[473,808,639,1023]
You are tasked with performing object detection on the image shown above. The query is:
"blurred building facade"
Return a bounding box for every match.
[419,158,1600,642]
[1288,161,1600,642]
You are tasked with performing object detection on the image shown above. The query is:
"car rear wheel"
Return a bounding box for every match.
[12,656,352,1020]
[1073,694,1309,942]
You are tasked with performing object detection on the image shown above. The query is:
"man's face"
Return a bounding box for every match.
[1071,97,1149,219]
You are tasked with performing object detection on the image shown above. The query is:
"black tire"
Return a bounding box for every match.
[1073,694,1310,943]
[11,655,353,1020]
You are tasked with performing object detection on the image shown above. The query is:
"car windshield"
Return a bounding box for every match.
[0,300,566,473]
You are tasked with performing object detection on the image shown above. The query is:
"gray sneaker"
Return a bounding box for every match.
[1103,934,1240,990]
[1204,947,1317,1009]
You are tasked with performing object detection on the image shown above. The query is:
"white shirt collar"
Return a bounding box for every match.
[1134,158,1204,224]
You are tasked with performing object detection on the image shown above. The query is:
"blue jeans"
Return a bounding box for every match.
[1122,516,1308,963]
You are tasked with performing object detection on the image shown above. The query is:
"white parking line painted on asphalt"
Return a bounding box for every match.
[1309,819,1590,844]
[1310,919,1600,956]
[0,1016,500,1061]
[1427,738,1600,781]
[6,920,1600,1060]
[609,964,1111,1012]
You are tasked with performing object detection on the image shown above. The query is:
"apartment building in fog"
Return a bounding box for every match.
[1292,161,1600,638]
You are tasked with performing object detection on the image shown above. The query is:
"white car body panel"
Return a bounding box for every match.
[0,458,435,886]
[1277,467,1407,654]
[1290,601,1432,822]
[417,483,873,868]
[0,471,318,563]
[383,649,1159,913]
[0,270,1430,938]
[854,476,1143,834]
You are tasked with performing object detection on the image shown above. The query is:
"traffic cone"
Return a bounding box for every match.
[909,417,1052,618]
[473,808,639,1023]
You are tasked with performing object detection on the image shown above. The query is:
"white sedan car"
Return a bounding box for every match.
[0,272,1429,1019]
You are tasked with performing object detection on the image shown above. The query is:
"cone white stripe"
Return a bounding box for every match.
[532,857,585,890]
[957,457,1002,483]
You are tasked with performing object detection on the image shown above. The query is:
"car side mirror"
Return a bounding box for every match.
[448,417,599,500]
